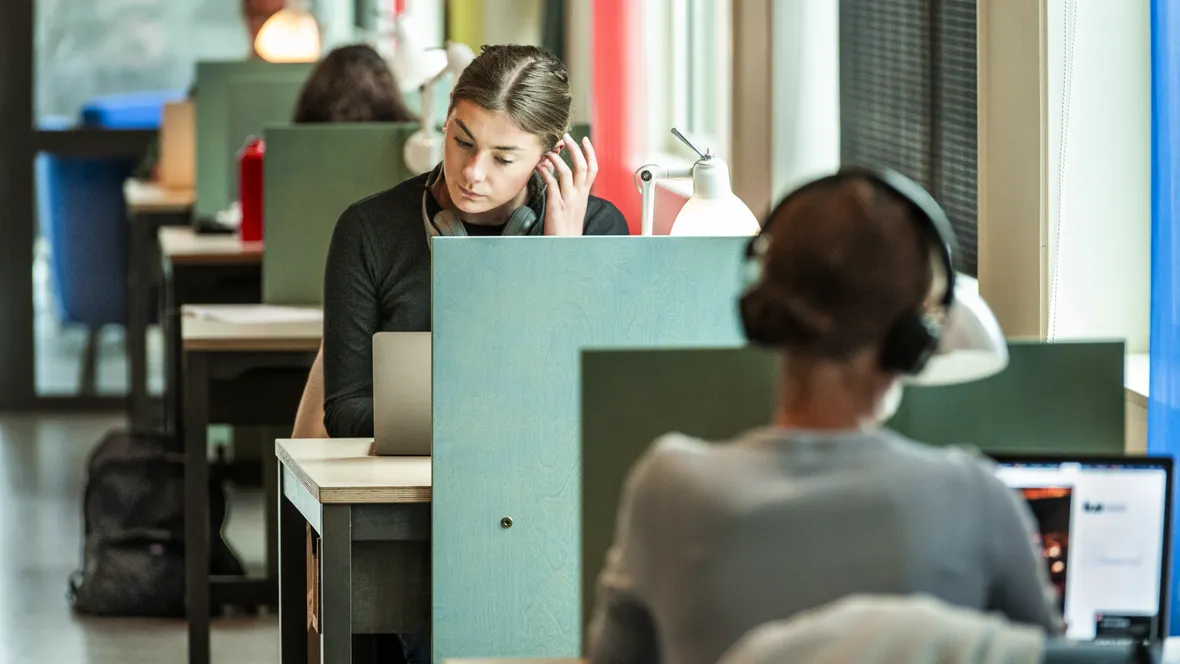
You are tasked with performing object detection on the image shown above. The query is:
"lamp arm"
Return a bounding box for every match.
[419,81,435,135]
[634,164,694,236]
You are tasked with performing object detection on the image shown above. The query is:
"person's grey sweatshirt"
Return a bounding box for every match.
[587,427,1063,664]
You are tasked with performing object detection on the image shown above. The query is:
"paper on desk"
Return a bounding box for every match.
[187,305,322,325]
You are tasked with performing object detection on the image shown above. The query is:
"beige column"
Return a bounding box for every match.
[977,0,1050,339]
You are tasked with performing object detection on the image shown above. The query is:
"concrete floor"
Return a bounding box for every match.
[0,412,275,663]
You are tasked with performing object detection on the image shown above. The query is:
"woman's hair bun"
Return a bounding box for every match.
[740,281,837,350]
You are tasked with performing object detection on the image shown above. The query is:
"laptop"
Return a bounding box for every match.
[990,454,1173,643]
[371,332,432,456]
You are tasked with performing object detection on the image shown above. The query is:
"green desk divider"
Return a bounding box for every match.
[262,123,417,305]
[430,237,748,664]
[889,339,1126,451]
[194,60,313,222]
[578,340,1127,637]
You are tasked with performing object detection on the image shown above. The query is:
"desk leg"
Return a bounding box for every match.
[279,467,308,664]
[264,436,280,598]
[126,215,150,429]
[185,352,211,664]
[320,505,352,664]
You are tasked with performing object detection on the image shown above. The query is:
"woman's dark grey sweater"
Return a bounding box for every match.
[588,427,1063,664]
[322,172,628,438]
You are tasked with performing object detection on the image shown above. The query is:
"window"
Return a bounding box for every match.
[34,0,250,125]
[642,0,732,165]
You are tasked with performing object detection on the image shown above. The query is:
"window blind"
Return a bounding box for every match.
[839,0,979,275]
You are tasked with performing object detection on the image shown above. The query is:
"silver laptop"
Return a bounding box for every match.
[372,332,431,456]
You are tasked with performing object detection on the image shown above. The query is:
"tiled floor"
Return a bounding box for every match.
[0,412,275,664]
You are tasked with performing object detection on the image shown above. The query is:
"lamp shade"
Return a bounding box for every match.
[254,7,322,63]
[389,17,447,91]
[669,159,761,236]
[905,274,1009,386]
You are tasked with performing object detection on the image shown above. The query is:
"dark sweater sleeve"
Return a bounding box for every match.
[584,197,631,235]
[322,205,380,438]
[982,465,1066,634]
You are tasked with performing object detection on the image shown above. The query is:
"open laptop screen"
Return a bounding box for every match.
[991,456,1172,641]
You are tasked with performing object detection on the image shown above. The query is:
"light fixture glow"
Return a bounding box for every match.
[254,6,322,63]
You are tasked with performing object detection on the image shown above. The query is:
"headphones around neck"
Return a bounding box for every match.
[739,166,959,375]
[422,164,546,240]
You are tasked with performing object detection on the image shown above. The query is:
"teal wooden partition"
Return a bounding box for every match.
[194,60,313,221]
[430,237,748,664]
[262,123,417,305]
[578,340,1128,637]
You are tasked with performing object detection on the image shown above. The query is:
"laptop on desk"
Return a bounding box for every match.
[990,453,1173,643]
[372,332,431,456]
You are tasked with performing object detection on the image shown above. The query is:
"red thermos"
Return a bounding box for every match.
[238,137,265,242]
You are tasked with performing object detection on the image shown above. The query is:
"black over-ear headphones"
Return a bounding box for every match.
[739,166,959,375]
[422,164,546,239]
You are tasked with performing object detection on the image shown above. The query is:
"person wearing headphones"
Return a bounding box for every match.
[321,44,627,664]
[586,169,1063,664]
[322,43,628,440]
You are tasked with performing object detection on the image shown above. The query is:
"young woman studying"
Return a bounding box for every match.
[587,169,1063,664]
[287,43,418,440]
[321,44,628,440]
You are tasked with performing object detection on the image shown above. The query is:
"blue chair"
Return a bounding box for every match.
[36,90,181,395]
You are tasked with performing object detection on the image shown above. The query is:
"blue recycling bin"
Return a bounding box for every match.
[37,90,182,393]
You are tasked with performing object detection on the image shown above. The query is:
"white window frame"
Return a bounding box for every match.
[640,0,733,194]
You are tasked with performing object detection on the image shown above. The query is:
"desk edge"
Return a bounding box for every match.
[275,441,431,505]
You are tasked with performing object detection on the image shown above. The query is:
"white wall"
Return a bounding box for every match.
[1045,0,1151,353]
[770,0,840,204]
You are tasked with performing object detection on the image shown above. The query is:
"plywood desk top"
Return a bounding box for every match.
[181,305,322,353]
[276,438,431,504]
[159,226,262,265]
[124,179,195,214]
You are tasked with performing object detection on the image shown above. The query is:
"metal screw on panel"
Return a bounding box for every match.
[500,517,513,529]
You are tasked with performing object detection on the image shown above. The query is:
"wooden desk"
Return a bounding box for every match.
[160,226,263,265]
[124,179,195,428]
[277,439,432,664]
[125,179,195,214]
[161,228,264,435]
[182,308,320,664]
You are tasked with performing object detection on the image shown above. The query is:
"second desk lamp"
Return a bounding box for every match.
[634,129,761,236]
[403,42,476,174]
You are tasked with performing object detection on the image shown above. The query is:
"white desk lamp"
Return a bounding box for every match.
[403,42,476,174]
[908,274,1009,386]
[254,0,322,63]
[634,129,761,236]
[876,274,1007,421]
[387,15,448,92]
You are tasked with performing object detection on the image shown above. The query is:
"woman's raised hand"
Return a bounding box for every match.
[537,134,599,236]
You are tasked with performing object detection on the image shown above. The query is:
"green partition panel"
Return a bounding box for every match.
[578,340,1127,636]
[194,61,313,221]
[430,237,748,664]
[890,340,1126,450]
[262,123,417,305]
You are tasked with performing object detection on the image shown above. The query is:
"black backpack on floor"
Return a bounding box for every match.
[67,429,245,617]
